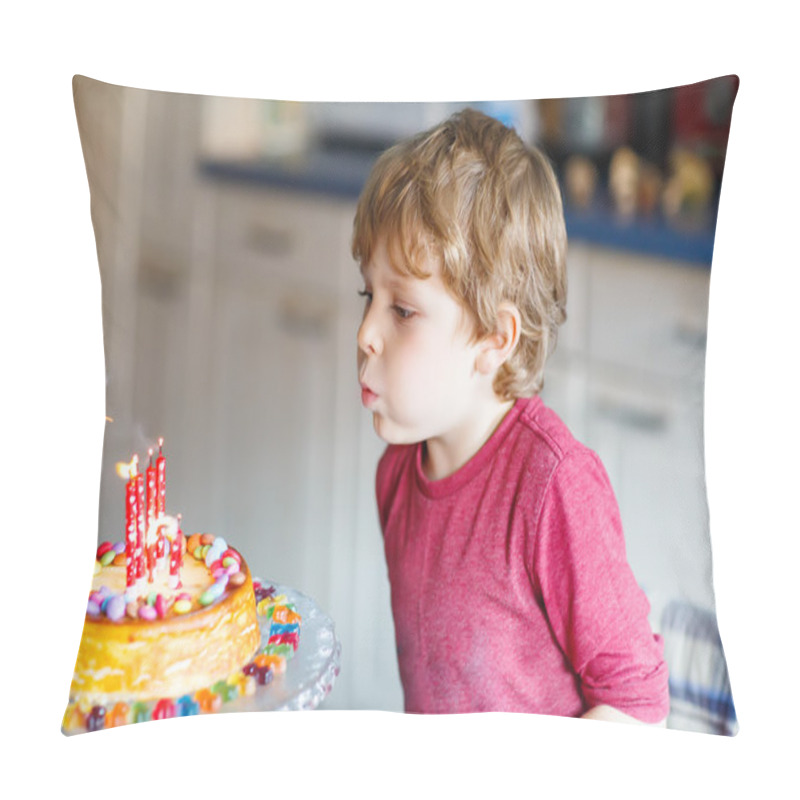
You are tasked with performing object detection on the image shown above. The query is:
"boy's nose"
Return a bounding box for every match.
[357,309,382,356]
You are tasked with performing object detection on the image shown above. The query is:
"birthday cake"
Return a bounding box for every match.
[63,440,301,734]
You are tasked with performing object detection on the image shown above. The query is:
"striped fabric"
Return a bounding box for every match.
[660,600,737,735]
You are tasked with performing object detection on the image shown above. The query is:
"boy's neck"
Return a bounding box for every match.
[422,397,515,481]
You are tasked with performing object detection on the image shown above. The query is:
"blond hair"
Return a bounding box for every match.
[352,107,567,398]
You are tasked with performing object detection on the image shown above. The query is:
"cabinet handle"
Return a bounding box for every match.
[245,223,294,257]
[672,322,707,351]
[278,298,331,339]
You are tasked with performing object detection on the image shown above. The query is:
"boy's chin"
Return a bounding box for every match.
[371,413,422,447]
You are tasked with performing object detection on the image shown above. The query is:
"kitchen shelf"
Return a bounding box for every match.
[199,148,717,267]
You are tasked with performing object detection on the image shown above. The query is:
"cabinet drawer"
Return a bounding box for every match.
[586,249,710,383]
[213,184,355,292]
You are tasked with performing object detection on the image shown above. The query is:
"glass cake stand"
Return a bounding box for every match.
[223,580,341,713]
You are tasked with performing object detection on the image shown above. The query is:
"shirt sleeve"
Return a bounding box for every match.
[532,447,670,723]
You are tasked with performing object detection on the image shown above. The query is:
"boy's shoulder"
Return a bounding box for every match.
[507,396,610,493]
[514,396,589,462]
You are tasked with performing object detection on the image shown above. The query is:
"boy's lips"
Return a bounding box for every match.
[360,381,378,408]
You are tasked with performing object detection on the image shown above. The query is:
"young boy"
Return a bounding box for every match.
[353,109,669,724]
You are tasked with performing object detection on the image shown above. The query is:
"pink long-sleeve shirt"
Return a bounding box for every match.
[376,396,669,721]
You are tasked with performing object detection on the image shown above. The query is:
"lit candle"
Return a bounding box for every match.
[125,459,138,589]
[156,438,167,570]
[146,448,157,531]
[135,457,147,585]
[156,438,166,516]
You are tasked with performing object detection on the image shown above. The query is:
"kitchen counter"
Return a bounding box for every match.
[199,147,716,267]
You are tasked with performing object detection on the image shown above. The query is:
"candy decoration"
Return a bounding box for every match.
[62,704,85,732]
[268,631,300,651]
[176,695,199,717]
[106,703,130,728]
[86,705,106,732]
[261,642,294,659]
[106,594,126,622]
[152,699,176,720]
[154,594,167,619]
[228,571,246,588]
[270,622,300,637]
[195,689,222,714]
[199,576,229,606]
[255,653,286,674]
[96,542,114,560]
[186,533,201,555]
[132,702,150,723]
[211,680,239,703]
[272,606,301,625]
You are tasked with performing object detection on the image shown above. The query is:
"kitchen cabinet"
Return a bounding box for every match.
[542,245,712,619]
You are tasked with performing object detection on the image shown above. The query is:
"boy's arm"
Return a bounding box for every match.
[582,705,667,727]
[533,449,670,724]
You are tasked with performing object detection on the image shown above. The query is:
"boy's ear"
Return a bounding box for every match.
[476,302,521,375]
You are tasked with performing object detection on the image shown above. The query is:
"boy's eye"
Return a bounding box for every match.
[357,288,372,304]
[392,304,414,320]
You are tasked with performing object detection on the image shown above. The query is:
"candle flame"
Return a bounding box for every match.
[115,455,139,480]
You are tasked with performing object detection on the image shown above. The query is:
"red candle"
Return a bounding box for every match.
[135,460,146,582]
[156,439,167,565]
[125,460,139,589]
[170,513,184,588]
[146,448,157,530]
[156,438,166,516]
